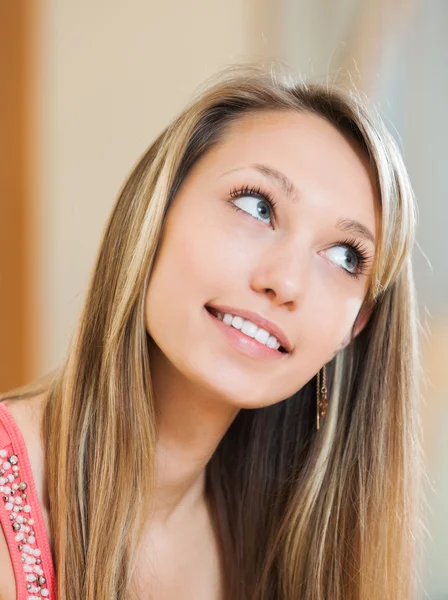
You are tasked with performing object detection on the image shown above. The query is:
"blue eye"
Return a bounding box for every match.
[228,185,277,227]
[324,239,371,279]
[325,246,359,273]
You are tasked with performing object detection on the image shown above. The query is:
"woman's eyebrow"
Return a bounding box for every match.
[252,163,300,202]
[336,218,375,245]
[221,163,376,245]
[222,163,300,202]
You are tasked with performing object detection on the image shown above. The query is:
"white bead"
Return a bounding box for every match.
[41,590,49,597]
[28,518,34,525]
[15,533,24,541]
[24,504,31,512]
[5,502,13,510]
[15,497,23,505]
[26,574,37,582]
[0,476,6,484]
[23,564,32,572]
[0,449,7,458]
[33,548,41,556]
[3,485,11,494]
[7,474,14,482]
[25,555,35,564]
[3,461,11,470]
[23,544,32,553]
[16,515,24,523]
[28,535,36,544]
[12,465,19,471]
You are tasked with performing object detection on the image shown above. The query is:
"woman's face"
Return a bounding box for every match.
[145,110,377,408]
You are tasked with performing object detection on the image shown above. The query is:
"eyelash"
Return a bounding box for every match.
[228,184,373,280]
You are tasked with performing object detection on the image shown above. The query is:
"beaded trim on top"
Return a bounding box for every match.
[0,448,51,598]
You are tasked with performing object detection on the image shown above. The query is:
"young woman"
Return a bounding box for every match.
[0,64,425,600]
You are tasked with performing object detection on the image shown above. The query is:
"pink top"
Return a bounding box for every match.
[0,401,57,599]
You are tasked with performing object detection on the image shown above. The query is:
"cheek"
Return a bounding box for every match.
[339,296,365,334]
[327,296,364,341]
[144,208,251,338]
[298,296,363,366]
[177,217,255,295]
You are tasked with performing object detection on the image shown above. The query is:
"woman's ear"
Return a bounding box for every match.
[335,300,374,355]
[352,299,374,340]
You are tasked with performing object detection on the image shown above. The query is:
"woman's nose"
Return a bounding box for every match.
[250,241,310,309]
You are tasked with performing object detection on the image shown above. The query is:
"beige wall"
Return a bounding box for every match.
[32,0,280,375]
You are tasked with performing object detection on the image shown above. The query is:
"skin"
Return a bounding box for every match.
[145,110,377,535]
[0,110,378,600]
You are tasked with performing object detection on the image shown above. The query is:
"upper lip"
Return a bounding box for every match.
[206,303,293,352]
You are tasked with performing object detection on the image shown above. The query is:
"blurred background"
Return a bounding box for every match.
[0,0,446,596]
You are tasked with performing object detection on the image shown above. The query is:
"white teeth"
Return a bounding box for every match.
[232,315,244,329]
[254,328,270,345]
[217,311,281,350]
[223,313,234,326]
[266,335,280,349]
[241,320,258,338]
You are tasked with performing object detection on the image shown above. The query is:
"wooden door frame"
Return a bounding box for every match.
[0,1,35,391]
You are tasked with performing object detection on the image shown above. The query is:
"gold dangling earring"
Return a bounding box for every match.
[316,364,328,431]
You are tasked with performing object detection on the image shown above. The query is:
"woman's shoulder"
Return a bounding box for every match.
[1,392,47,469]
[1,392,48,437]
[0,392,50,600]
[1,392,49,509]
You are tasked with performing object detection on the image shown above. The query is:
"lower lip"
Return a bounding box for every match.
[204,307,289,361]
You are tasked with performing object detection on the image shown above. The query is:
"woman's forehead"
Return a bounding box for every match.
[197,110,379,240]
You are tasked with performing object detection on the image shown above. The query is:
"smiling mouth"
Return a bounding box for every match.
[205,305,289,354]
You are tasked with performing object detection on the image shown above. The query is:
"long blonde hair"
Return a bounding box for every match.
[2,64,425,599]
